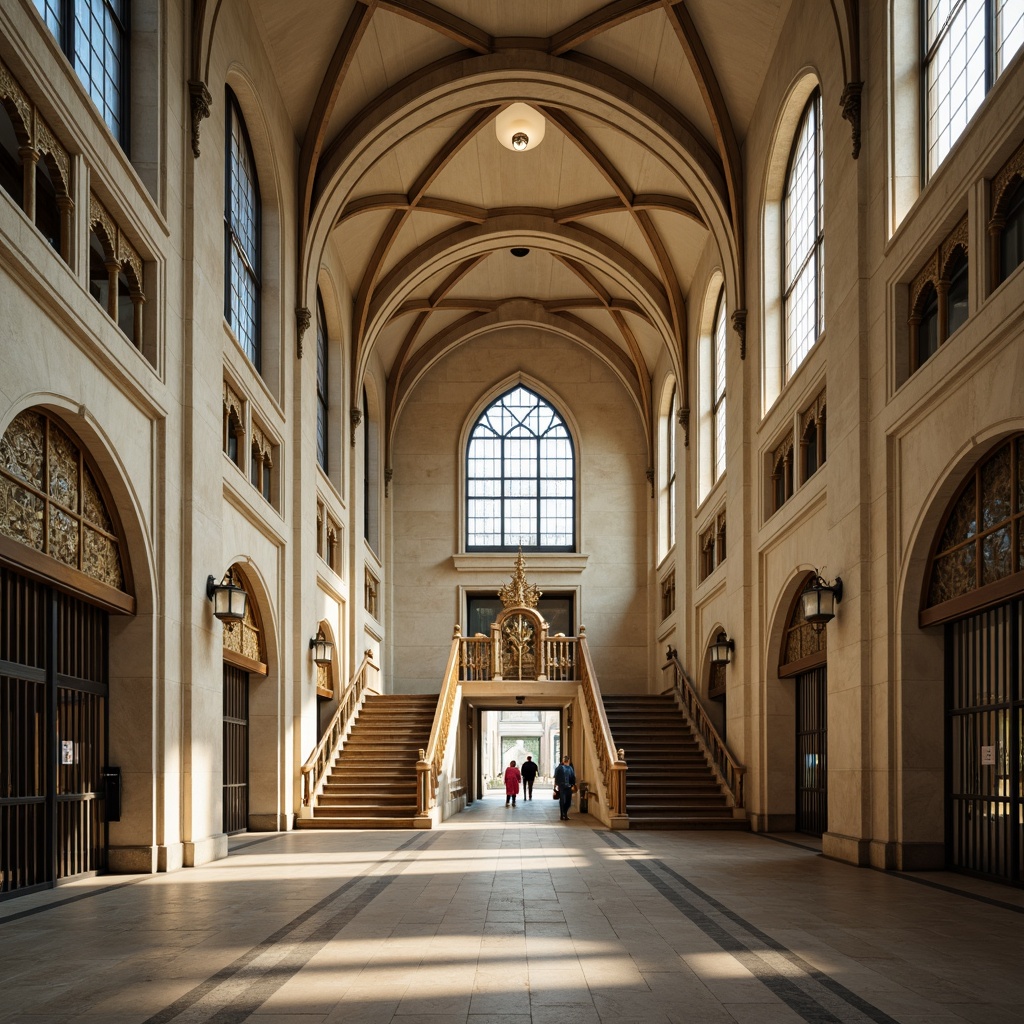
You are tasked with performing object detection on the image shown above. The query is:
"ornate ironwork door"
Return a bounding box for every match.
[947,600,1022,884]
[1,567,108,898]
[222,664,249,834]
[796,666,827,836]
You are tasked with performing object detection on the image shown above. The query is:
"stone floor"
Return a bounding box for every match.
[2,795,1023,1024]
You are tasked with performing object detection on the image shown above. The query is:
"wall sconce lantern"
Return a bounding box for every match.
[207,569,248,622]
[496,103,545,152]
[310,629,334,666]
[800,571,843,631]
[709,631,735,666]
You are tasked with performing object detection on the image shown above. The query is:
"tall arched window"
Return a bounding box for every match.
[466,385,575,551]
[660,384,677,558]
[924,1,1024,179]
[34,0,129,148]
[712,291,727,482]
[783,90,824,383]
[225,88,261,371]
[316,292,328,473]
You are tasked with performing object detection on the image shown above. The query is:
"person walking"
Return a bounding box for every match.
[504,759,521,807]
[553,755,576,820]
[520,755,538,800]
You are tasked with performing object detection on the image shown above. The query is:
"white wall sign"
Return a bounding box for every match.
[981,745,996,766]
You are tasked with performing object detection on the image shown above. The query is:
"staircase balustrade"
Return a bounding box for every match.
[418,627,463,815]
[577,629,627,815]
[665,653,746,807]
[300,650,379,807]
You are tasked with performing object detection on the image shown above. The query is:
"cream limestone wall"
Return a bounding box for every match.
[389,327,649,696]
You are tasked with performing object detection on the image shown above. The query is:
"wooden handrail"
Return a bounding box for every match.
[665,654,746,807]
[300,649,378,807]
[577,629,627,815]
[418,626,462,815]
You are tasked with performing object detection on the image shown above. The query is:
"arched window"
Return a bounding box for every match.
[782,90,824,383]
[225,88,261,371]
[922,433,1024,624]
[924,1,1024,178]
[363,388,380,556]
[33,0,129,148]
[996,176,1024,285]
[316,291,328,473]
[711,291,727,482]
[661,384,677,557]
[466,385,575,551]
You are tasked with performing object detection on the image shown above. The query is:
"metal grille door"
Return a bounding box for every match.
[223,663,249,834]
[948,600,1022,884]
[796,666,828,836]
[1,568,108,898]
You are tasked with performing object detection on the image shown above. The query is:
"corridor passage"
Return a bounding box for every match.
[1,796,1022,1024]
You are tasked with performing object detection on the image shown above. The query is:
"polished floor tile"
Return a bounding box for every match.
[1,796,1023,1024]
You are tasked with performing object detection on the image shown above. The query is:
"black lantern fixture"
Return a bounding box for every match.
[206,569,248,622]
[709,631,734,666]
[310,628,334,666]
[800,571,843,631]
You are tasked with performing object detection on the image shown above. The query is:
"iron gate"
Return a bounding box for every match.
[796,666,828,836]
[1,568,108,898]
[947,600,1022,885]
[223,663,249,834]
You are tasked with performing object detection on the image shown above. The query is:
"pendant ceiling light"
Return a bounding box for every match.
[496,103,545,152]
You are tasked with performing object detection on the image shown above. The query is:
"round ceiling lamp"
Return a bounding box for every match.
[496,103,545,153]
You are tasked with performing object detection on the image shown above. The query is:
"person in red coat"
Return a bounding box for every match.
[504,760,522,807]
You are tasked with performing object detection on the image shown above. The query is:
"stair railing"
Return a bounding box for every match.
[300,649,379,808]
[577,628,627,815]
[417,626,463,815]
[665,652,746,808]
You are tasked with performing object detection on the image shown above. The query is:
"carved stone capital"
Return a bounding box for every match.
[679,406,690,448]
[295,306,311,358]
[731,308,747,360]
[384,466,393,496]
[840,80,863,160]
[645,466,655,498]
[188,80,212,159]
[350,406,362,447]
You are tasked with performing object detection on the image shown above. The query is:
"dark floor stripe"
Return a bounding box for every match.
[0,876,148,925]
[139,831,441,1024]
[598,831,900,1024]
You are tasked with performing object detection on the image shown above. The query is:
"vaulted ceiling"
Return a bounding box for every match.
[191,0,861,463]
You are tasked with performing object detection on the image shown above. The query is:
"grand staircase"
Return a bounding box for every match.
[603,694,748,830]
[297,693,437,829]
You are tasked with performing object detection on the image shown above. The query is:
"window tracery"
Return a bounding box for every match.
[908,215,969,371]
[88,192,145,349]
[990,138,1024,288]
[0,409,126,594]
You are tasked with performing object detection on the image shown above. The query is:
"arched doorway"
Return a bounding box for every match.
[920,434,1023,884]
[0,409,134,896]
[218,567,267,835]
[779,574,828,836]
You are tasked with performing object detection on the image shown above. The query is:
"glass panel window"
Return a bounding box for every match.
[712,292,727,481]
[225,89,261,370]
[34,0,128,147]
[916,284,940,367]
[783,91,824,382]
[946,250,969,335]
[466,386,574,550]
[665,388,676,553]
[316,293,328,472]
[925,0,1024,178]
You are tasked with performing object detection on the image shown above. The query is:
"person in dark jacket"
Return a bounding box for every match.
[520,755,538,800]
[553,755,576,820]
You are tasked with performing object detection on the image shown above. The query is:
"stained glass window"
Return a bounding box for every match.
[466,386,574,550]
[783,91,824,383]
[0,409,125,592]
[926,434,1024,610]
[225,89,261,370]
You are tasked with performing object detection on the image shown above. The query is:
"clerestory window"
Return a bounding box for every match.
[225,88,261,370]
[34,0,129,148]
[316,292,328,473]
[924,0,1024,178]
[782,90,824,383]
[466,385,575,551]
[711,291,727,482]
